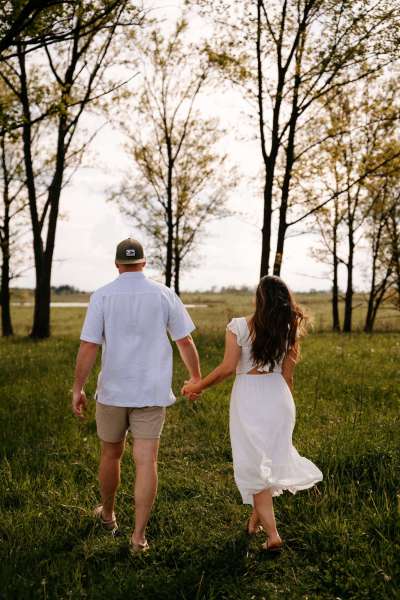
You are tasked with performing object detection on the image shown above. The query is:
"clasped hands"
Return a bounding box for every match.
[181,377,202,401]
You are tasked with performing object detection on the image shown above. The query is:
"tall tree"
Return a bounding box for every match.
[310,78,400,332]
[194,0,400,276]
[0,0,138,60]
[0,79,31,336]
[363,157,400,332]
[0,131,28,336]
[0,1,66,58]
[387,202,400,311]
[114,20,232,293]
[1,0,144,338]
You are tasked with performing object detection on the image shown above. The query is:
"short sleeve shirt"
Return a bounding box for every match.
[80,272,195,407]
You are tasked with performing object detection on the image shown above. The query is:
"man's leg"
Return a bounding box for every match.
[131,438,159,545]
[99,439,125,521]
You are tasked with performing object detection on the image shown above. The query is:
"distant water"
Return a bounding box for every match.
[12,302,208,308]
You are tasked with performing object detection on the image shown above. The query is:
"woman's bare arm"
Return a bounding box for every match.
[281,343,299,391]
[181,330,241,396]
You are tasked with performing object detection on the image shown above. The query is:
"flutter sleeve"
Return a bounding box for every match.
[226,318,243,346]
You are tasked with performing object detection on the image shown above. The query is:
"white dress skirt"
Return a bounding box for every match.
[227,317,323,505]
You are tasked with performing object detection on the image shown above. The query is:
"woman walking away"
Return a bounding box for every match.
[182,276,323,552]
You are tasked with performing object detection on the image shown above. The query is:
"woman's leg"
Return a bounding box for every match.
[253,488,282,548]
[247,507,262,533]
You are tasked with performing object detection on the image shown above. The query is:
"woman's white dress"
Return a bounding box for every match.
[227,317,323,505]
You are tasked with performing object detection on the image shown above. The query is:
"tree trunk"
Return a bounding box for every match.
[364,273,390,333]
[165,210,173,288]
[174,255,180,296]
[273,217,287,276]
[165,144,174,288]
[0,137,13,336]
[1,242,13,337]
[331,182,342,331]
[364,220,380,333]
[389,206,400,307]
[173,213,180,296]
[260,176,273,278]
[343,233,354,333]
[257,1,283,278]
[30,117,66,338]
[19,39,68,338]
[272,29,303,276]
[332,229,340,332]
[31,261,52,338]
[364,291,375,333]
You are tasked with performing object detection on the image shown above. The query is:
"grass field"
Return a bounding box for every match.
[0,296,399,599]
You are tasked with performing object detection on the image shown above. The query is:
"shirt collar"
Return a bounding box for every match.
[118,271,146,279]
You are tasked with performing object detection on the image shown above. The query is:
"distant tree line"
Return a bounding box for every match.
[51,284,82,295]
[1,0,400,337]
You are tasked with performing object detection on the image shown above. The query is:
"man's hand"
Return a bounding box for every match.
[175,336,201,397]
[72,341,98,421]
[72,389,87,419]
[181,378,202,401]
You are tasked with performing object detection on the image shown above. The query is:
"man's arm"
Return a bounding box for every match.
[175,335,201,383]
[72,341,99,418]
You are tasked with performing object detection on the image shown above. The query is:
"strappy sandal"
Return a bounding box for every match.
[245,518,264,536]
[262,539,284,553]
[129,539,150,556]
[93,505,118,533]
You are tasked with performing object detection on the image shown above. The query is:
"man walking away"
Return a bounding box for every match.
[72,238,201,554]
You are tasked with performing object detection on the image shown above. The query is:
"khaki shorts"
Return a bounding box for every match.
[95,403,166,443]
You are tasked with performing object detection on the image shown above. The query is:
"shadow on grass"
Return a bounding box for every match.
[82,530,253,600]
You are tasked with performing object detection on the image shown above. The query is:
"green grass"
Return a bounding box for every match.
[0,300,399,599]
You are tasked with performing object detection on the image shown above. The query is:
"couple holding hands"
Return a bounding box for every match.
[72,238,322,555]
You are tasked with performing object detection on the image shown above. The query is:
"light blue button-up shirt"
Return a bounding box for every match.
[80,272,195,407]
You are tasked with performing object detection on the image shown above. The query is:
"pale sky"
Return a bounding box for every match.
[16,0,368,294]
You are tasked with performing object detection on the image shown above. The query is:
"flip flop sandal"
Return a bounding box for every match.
[93,505,118,533]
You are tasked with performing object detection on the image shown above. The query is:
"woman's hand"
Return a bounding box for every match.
[181,380,202,401]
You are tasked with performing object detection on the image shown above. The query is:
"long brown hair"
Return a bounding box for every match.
[249,276,306,370]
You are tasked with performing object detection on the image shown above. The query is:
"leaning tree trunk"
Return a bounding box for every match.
[389,206,400,308]
[364,274,390,333]
[30,118,66,338]
[18,41,52,339]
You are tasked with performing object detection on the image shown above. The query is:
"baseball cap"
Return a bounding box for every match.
[115,238,146,264]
